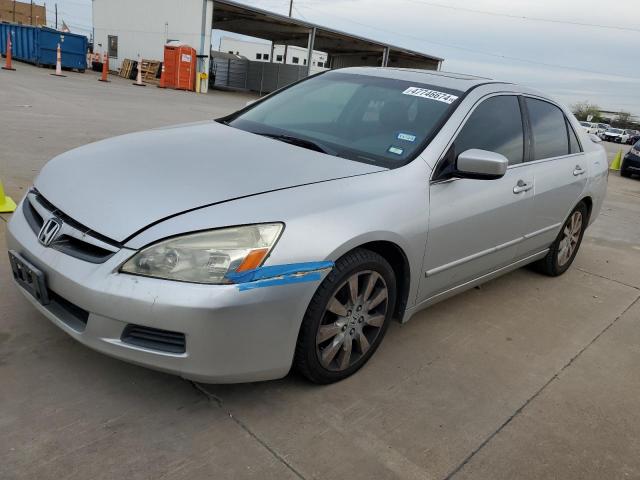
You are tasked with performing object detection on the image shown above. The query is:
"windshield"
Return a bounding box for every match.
[225,71,462,168]
[609,129,623,134]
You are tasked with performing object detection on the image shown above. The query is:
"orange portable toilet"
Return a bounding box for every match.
[163,42,197,91]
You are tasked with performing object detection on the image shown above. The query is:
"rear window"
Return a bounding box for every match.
[568,120,582,154]
[226,71,463,168]
[526,98,570,160]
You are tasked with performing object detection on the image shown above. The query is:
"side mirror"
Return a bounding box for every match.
[456,149,508,180]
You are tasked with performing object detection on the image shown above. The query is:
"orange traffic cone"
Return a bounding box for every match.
[157,63,166,89]
[50,43,66,77]
[133,55,146,87]
[98,52,110,82]
[2,32,16,71]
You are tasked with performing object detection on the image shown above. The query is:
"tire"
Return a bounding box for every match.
[532,202,588,277]
[620,168,632,178]
[294,248,397,384]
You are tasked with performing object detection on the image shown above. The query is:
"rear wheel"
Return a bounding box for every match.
[532,202,588,276]
[294,248,396,384]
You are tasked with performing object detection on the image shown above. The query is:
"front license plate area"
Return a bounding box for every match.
[8,250,50,305]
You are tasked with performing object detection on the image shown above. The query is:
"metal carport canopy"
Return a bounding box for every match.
[211,0,443,67]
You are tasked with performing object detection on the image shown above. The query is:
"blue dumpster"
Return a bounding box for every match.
[0,24,88,71]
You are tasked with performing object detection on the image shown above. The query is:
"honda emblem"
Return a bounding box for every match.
[38,218,63,247]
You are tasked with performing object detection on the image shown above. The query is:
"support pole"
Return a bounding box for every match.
[283,0,293,64]
[306,27,316,77]
[382,47,390,67]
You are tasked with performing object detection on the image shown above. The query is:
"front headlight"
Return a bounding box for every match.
[120,223,283,284]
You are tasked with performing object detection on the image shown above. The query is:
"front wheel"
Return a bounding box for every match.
[294,248,396,384]
[532,202,588,276]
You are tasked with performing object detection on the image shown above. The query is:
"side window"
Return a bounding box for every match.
[453,95,525,166]
[526,98,570,160]
[567,120,582,154]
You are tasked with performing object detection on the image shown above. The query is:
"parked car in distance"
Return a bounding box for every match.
[579,121,598,134]
[628,133,640,145]
[621,140,640,178]
[596,123,611,137]
[624,130,639,144]
[602,128,629,143]
[6,68,609,384]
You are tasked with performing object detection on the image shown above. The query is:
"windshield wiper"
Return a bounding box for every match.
[256,133,337,156]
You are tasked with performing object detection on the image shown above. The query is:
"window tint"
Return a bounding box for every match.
[229,72,460,168]
[526,98,569,160]
[453,95,524,165]
[567,121,582,154]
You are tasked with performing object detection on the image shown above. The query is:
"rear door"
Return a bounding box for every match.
[516,97,588,258]
[418,94,534,302]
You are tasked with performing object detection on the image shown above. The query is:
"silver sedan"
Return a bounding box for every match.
[6,67,608,384]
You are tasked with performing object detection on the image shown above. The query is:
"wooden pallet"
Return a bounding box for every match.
[141,59,161,84]
[119,58,134,79]
[118,58,161,83]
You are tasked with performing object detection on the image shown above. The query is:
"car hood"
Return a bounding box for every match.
[35,121,385,242]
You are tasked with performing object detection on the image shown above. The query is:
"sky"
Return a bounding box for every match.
[44,0,639,116]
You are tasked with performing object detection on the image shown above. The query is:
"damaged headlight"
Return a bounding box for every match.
[120,223,283,284]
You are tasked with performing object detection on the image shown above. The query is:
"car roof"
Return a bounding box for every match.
[336,67,502,92]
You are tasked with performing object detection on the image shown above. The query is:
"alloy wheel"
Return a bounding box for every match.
[557,210,582,267]
[316,270,389,372]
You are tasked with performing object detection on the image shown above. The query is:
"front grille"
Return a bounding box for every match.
[24,190,120,264]
[46,290,90,333]
[121,325,186,354]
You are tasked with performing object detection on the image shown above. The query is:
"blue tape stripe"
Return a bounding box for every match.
[226,261,334,291]
[236,272,324,291]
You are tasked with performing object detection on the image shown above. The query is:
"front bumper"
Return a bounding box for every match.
[6,199,324,383]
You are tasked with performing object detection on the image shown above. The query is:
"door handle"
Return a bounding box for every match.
[513,180,533,194]
[573,165,586,176]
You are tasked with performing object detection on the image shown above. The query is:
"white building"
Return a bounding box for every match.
[91,0,441,95]
[92,0,214,92]
[219,37,329,74]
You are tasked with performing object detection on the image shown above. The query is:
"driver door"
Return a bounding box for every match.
[418,94,534,302]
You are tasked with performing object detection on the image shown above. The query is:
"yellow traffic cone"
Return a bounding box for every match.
[610,150,622,171]
[0,180,17,213]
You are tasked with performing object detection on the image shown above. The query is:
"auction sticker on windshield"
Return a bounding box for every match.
[402,87,459,104]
